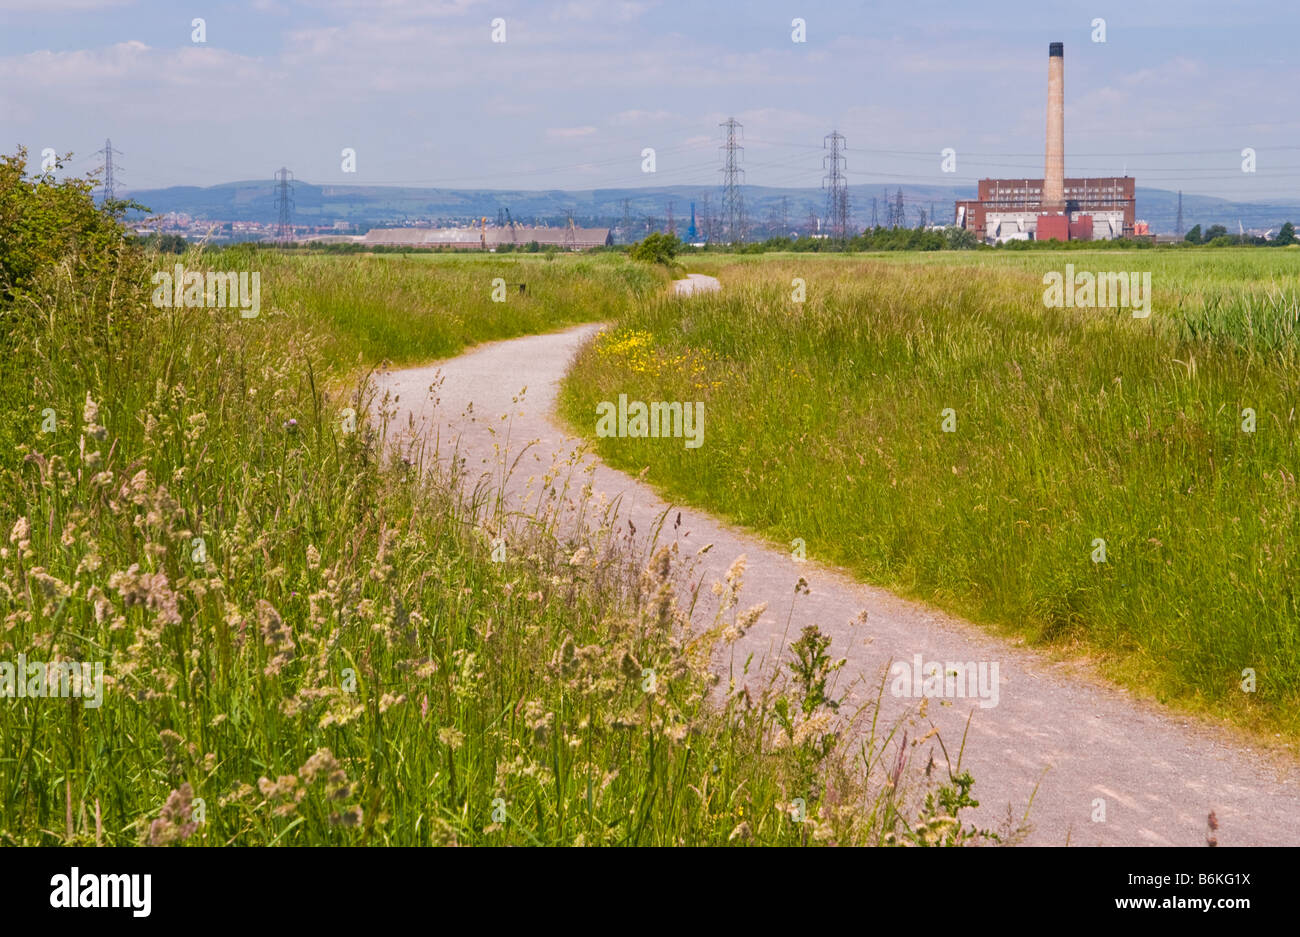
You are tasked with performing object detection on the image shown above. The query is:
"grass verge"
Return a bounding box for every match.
[559,254,1300,742]
[0,166,999,845]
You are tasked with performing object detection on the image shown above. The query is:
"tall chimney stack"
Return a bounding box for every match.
[1043,41,1065,212]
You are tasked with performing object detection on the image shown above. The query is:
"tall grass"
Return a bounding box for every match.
[201,247,668,370]
[560,255,1300,739]
[689,248,1300,348]
[0,232,998,844]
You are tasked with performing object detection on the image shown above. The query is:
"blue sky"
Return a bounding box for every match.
[3,0,1297,200]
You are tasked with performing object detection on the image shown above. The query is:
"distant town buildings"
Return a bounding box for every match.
[338,225,613,250]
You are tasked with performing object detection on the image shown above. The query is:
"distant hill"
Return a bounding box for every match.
[123,180,1300,237]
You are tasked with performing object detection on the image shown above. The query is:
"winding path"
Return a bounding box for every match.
[373,275,1300,846]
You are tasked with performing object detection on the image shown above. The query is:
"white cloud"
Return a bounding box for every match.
[609,109,676,126]
[0,0,132,10]
[549,0,653,22]
[0,40,265,92]
[294,0,484,16]
[547,126,598,139]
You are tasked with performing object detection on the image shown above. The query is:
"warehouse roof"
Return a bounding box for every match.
[356,226,611,248]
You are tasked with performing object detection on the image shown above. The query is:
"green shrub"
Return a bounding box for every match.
[629,232,681,264]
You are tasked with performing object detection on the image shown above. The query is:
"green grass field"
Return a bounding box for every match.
[8,151,1292,846]
[1,182,992,848]
[686,248,1300,348]
[560,250,1300,740]
[259,250,668,369]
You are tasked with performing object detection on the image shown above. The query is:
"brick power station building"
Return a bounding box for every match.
[955,43,1137,243]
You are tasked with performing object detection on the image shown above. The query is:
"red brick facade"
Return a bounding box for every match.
[955,177,1136,241]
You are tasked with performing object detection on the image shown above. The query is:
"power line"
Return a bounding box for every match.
[744,137,1300,158]
[823,130,849,238]
[93,138,122,203]
[719,117,745,244]
[274,167,294,242]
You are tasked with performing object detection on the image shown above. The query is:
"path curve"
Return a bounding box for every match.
[671,273,722,296]
[373,278,1300,846]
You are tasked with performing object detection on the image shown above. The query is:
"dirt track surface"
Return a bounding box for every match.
[671,273,721,296]
[373,275,1300,846]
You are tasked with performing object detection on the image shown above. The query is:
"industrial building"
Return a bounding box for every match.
[352,224,612,250]
[955,43,1137,243]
